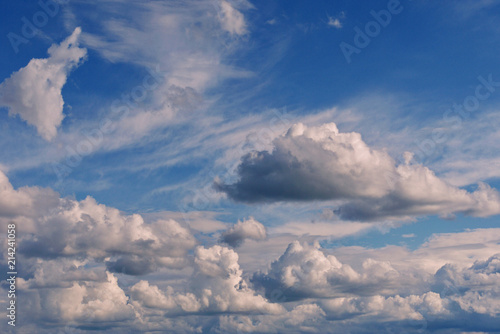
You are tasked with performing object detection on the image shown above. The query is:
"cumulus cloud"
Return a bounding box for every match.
[315,253,500,332]
[250,228,500,304]
[246,235,500,333]
[26,198,196,274]
[252,241,421,302]
[130,245,283,315]
[2,169,500,333]
[0,170,196,274]
[18,259,107,289]
[220,217,267,247]
[432,254,500,317]
[216,122,500,220]
[21,271,135,325]
[0,28,86,140]
[0,170,59,219]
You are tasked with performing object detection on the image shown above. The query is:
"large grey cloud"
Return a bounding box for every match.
[216,122,500,221]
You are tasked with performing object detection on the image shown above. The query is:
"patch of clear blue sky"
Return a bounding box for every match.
[219,0,500,115]
[2,1,500,248]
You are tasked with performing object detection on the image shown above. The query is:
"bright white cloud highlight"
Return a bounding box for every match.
[0,28,86,140]
[130,245,283,315]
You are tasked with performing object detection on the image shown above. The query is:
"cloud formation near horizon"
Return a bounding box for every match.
[1,170,500,332]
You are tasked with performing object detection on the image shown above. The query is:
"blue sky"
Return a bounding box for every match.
[1,0,500,333]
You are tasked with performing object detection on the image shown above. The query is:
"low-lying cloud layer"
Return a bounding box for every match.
[216,122,500,221]
[1,170,500,333]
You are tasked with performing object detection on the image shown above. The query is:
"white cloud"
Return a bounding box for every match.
[130,245,284,315]
[0,28,86,140]
[0,170,196,274]
[79,0,250,91]
[217,122,500,221]
[2,170,500,332]
[143,210,227,233]
[22,272,135,324]
[270,220,378,238]
[0,170,59,219]
[220,217,267,247]
[327,17,342,29]
[252,241,422,301]
[218,0,248,35]
[42,0,255,157]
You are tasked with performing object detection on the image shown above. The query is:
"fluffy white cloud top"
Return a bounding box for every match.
[217,122,500,221]
[252,241,423,301]
[0,28,86,140]
[130,245,283,316]
[0,170,196,275]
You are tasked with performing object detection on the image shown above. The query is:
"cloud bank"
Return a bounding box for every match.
[1,170,499,332]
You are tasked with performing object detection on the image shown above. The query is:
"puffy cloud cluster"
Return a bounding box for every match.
[2,169,500,333]
[220,217,267,247]
[237,238,500,333]
[0,170,196,275]
[0,28,86,140]
[130,245,283,315]
[252,241,423,301]
[433,254,500,317]
[0,170,59,219]
[216,122,500,220]
[21,197,196,274]
[22,271,135,325]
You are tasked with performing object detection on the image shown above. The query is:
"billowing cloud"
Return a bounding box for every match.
[130,245,284,315]
[0,170,59,218]
[220,217,267,247]
[2,170,500,333]
[216,122,500,221]
[21,271,135,325]
[0,170,196,274]
[0,28,86,140]
[252,241,423,302]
